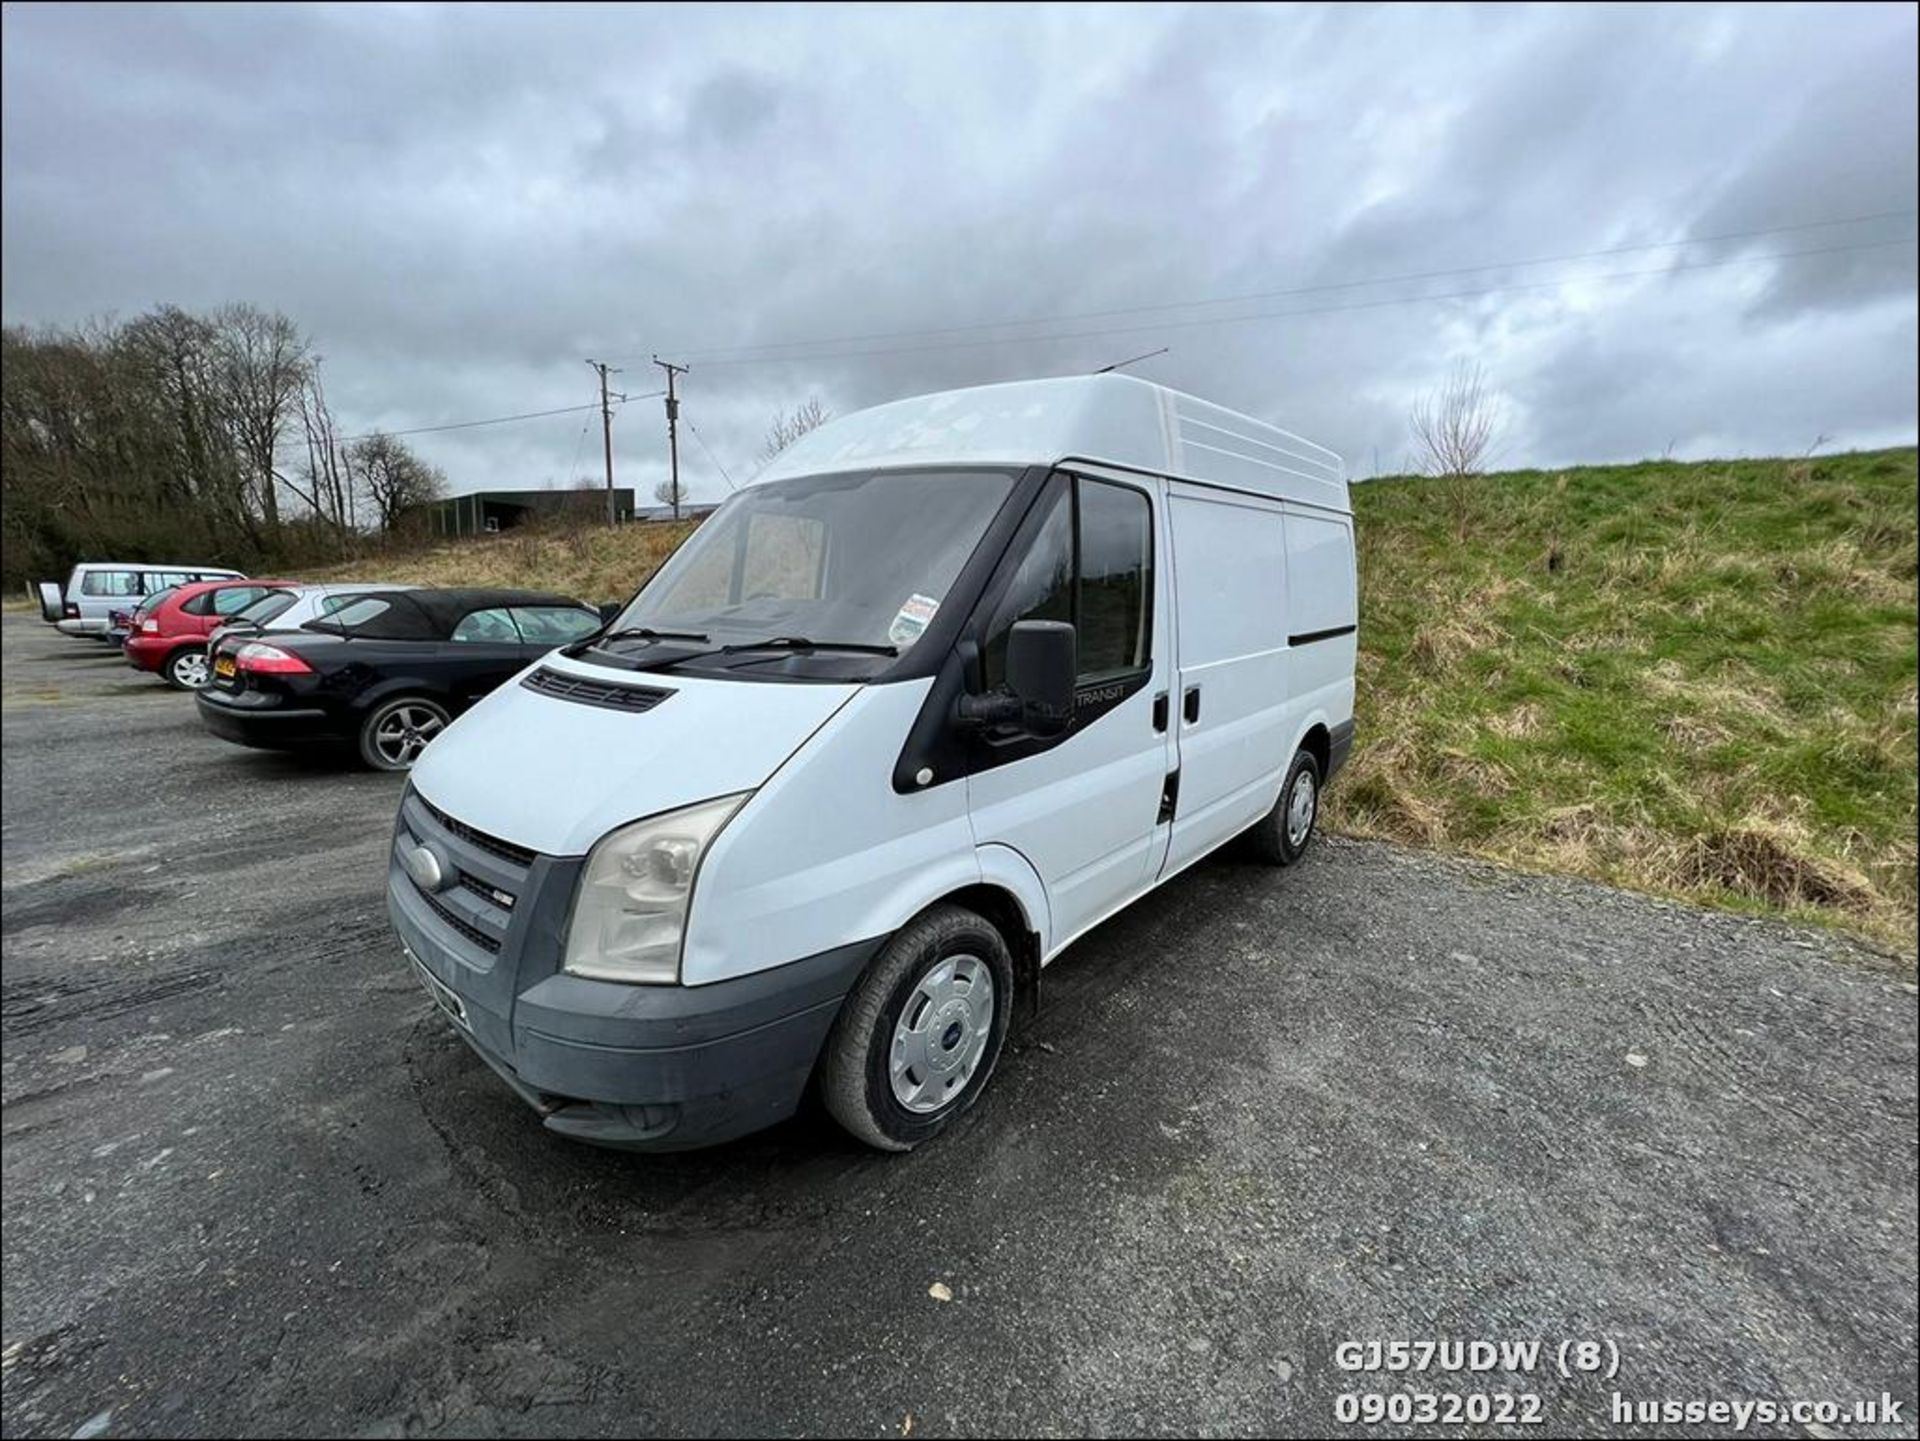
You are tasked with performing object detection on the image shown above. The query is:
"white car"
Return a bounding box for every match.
[44,562,245,637]
[388,375,1358,1154]
[207,582,420,650]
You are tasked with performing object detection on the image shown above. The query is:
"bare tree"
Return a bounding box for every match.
[286,372,356,534]
[760,398,830,463]
[1409,362,1499,479]
[654,475,688,514]
[350,432,445,532]
[214,304,311,537]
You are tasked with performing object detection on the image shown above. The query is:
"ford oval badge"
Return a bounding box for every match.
[402,843,446,892]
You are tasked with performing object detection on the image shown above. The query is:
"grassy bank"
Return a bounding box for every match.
[314,450,1917,952]
[307,518,698,604]
[1334,448,1917,952]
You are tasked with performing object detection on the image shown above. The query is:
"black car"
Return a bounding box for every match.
[195,587,603,770]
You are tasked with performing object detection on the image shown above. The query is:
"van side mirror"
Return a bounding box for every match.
[1006,620,1076,734]
[959,620,1077,737]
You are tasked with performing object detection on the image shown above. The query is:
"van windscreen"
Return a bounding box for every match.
[609,468,1017,659]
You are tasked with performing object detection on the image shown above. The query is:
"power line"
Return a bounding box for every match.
[563,416,592,484]
[685,416,737,493]
[273,391,665,454]
[612,208,1915,366]
[675,234,1915,371]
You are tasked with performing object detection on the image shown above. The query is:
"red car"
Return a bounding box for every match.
[125,578,301,690]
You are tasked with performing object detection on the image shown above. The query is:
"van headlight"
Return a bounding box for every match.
[562,794,747,984]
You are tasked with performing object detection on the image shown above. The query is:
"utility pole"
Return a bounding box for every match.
[586,359,622,526]
[653,356,689,522]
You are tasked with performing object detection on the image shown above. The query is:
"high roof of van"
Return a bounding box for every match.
[754,375,1348,513]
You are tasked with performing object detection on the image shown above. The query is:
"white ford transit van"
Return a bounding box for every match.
[388,376,1356,1152]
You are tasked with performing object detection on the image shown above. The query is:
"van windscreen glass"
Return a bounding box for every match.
[609,468,1017,660]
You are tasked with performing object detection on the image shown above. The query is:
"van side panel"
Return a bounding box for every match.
[685,681,980,986]
[1160,485,1295,876]
[1282,509,1358,741]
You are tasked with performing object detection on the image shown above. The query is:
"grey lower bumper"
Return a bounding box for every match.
[391,876,878,1150]
[1327,718,1356,781]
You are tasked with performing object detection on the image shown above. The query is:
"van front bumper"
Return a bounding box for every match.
[388,863,877,1150]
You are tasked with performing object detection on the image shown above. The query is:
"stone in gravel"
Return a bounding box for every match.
[51,1046,86,1065]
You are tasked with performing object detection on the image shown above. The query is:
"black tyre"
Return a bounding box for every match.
[820,904,1015,1152]
[1244,748,1322,866]
[358,696,450,772]
[163,647,212,691]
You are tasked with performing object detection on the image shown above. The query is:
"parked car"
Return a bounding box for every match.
[195,588,602,770]
[108,586,184,648]
[385,375,1359,1154]
[125,578,300,690]
[206,582,422,651]
[42,562,245,638]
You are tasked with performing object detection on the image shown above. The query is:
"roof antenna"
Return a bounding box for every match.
[1092,346,1169,374]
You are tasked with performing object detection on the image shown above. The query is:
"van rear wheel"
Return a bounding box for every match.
[820,904,1014,1152]
[1246,748,1321,866]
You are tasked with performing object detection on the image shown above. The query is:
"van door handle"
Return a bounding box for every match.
[1152,692,1169,732]
[1183,686,1201,723]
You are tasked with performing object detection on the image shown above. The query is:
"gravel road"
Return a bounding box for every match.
[2,612,1914,1439]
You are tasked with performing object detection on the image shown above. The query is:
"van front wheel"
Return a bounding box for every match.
[820,904,1015,1152]
[1246,748,1321,866]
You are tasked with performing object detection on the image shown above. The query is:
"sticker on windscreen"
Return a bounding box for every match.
[888,593,940,649]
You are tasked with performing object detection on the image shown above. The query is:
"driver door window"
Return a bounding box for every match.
[983,475,1153,690]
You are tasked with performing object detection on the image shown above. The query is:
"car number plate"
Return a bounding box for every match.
[213,655,236,678]
[407,949,468,1028]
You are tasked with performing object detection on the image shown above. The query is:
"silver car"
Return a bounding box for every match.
[206,582,421,650]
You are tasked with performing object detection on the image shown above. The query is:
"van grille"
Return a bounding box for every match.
[455,870,516,912]
[416,793,537,867]
[521,666,672,714]
[421,889,502,953]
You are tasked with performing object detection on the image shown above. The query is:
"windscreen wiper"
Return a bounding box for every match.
[565,625,710,657]
[720,636,900,657]
[614,634,901,675]
[597,626,710,645]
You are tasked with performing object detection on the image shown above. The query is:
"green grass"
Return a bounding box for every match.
[1330,448,1917,954]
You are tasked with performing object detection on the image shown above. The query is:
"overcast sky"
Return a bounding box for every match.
[4,2,1915,500]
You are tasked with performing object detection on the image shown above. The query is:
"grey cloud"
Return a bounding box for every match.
[2,1,1913,503]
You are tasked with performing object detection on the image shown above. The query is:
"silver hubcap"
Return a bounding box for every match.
[1287,770,1317,848]
[890,954,995,1114]
[374,704,446,766]
[174,652,210,688]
